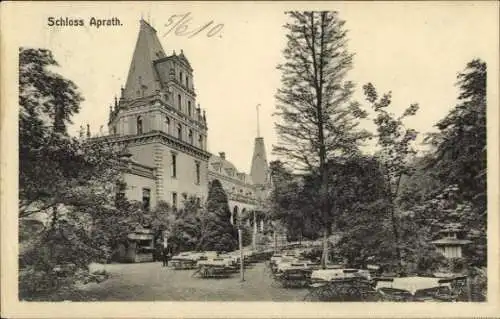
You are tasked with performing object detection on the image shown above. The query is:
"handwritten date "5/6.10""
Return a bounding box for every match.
[162,13,224,39]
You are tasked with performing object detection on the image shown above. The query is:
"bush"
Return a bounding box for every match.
[415,250,447,275]
[19,266,73,300]
[447,257,467,273]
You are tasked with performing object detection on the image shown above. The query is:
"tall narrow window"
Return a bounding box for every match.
[172,192,177,209]
[112,126,117,135]
[177,124,182,140]
[195,162,200,185]
[177,94,182,111]
[165,117,170,134]
[185,75,189,88]
[142,188,151,211]
[137,116,143,134]
[115,183,126,204]
[188,101,192,117]
[171,153,177,178]
[198,135,203,149]
[188,129,193,144]
[179,71,183,83]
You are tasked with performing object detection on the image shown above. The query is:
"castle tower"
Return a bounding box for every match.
[107,19,211,209]
[250,137,269,187]
[250,104,270,189]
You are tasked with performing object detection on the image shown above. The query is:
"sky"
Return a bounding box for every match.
[7,1,499,174]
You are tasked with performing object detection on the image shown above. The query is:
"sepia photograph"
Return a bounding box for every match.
[1,1,499,317]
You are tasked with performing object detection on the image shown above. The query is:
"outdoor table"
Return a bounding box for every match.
[374,276,460,302]
[194,259,234,278]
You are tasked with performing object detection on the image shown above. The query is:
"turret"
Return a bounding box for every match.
[108,104,113,123]
[197,104,201,121]
[250,104,270,188]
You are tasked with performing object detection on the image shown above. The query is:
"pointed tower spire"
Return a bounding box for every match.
[250,105,269,187]
[123,20,166,100]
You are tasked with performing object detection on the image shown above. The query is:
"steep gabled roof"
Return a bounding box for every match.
[123,19,166,100]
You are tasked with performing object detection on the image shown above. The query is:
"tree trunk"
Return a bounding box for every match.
[391,174,404,275]
[273,230,277,254]
[321,227,329,269]
[47,206,59,267]
[389,204,403,275]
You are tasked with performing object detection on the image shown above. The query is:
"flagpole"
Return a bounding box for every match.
[256,104,261,138]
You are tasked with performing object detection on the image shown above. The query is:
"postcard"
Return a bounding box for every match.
[1,1,499,318]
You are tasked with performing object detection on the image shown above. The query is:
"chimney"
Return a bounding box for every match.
[219,152,226,160]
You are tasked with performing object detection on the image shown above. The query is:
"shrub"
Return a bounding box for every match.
[19,266,73,300]
[447,257,467,273]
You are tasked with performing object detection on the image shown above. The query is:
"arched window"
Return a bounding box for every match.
[232,206,239,225]
[165,117,170,134]
[137,116,143,134]
[177,124,182,140]
[188,129,193,144]
[188,101,192,117]
[177,94,182,110]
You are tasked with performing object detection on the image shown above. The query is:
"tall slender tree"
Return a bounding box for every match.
[198,180,238,252]
[362,82,419,273]
[425,59,487,266]
[274,11,369,267]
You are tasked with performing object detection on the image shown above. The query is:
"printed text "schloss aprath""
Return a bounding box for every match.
[47,17,122,28]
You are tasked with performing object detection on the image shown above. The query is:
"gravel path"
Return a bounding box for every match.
[76,262,309,301]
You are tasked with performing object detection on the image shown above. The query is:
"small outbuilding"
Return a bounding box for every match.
[114,227,155,263]
[431,225,471,259]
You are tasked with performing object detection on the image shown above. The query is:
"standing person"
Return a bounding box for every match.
[162,247,168,267]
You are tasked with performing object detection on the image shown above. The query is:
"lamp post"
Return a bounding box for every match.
[252,210,257,251]
[237,217,245,282]
[271,220,277,254]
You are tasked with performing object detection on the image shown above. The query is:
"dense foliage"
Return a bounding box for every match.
[271,52,488,282]
[18,48,140,299]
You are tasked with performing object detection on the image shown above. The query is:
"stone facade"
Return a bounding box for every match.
[208,152,260,226]
[93,19,270,229]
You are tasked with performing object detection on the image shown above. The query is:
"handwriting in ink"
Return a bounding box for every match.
[162,13,224,39]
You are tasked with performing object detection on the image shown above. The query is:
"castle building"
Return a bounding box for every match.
[94,19,270,232]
